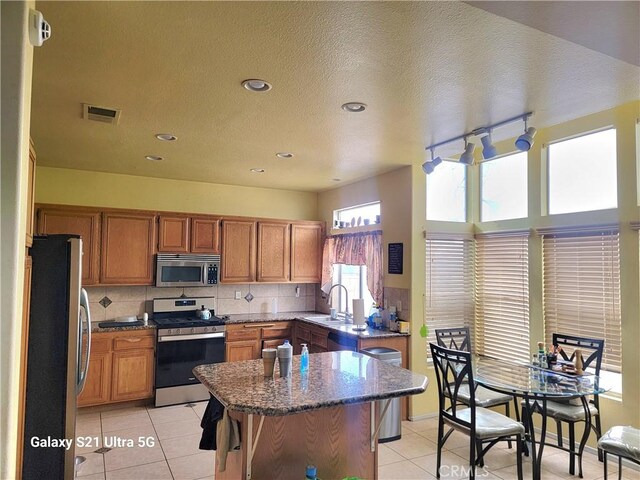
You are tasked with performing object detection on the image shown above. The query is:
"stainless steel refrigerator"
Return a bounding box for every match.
[23,235,91,480]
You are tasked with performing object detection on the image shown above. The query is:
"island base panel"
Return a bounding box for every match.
[218,403,377,480]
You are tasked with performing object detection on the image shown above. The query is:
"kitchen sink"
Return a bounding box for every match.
[303,315,347,323]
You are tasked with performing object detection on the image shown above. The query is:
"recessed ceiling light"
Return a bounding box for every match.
[332,178,341,182]
[341,102,367,113]
[276,152,294,158]
[250,168,265,173]
[145,155,163,161]
[155,133,177,141]
[242,79,272,92]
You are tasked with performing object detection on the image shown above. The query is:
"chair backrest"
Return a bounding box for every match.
[552,333,604,376]
[429,342,476,431]
[435,327,471,352]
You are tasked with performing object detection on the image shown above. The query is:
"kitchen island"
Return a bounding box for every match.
[193,351,427,480]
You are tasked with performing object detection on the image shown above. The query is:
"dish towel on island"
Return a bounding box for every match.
[216,408,241,472]
[199,395,224,450]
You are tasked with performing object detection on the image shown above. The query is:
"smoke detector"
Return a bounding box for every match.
[29,10,51,47]
[83,104,122,125]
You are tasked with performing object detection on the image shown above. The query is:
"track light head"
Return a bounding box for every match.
[515,127,537,151]
[481,133,498,159]
[459,141,476,165]
[422,154,443,175]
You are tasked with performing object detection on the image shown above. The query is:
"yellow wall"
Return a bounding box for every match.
[409,101,640,436]
[317,167,413,291]
[1,2,35,477]
[35,166,319,220]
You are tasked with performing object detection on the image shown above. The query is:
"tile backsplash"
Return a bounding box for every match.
[85,284,318,324]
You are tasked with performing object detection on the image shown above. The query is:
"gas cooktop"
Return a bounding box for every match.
[153,315,228,329]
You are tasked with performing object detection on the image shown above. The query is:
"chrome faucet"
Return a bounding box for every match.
[326,284,351,321]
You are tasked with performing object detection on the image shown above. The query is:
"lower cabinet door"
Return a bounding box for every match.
[111,349,155,402]
[226,340,260,362]
[78,351,112,407]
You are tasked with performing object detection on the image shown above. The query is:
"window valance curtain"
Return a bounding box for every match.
[321,230,383,304]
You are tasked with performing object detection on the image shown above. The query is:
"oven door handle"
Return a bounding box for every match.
[158,332,225,342]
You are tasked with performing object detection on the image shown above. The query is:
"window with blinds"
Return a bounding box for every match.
[542,227,622,373]
[425,237,474,347]
[475,233,530,363]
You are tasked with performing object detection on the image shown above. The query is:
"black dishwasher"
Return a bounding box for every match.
[327,331,358,351]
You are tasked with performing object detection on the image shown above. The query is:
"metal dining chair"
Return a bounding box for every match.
[524,333,605,476]
[430,343,524,480]
[435,327,515,441]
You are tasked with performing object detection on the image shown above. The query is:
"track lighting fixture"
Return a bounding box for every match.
[423,112,534,173]
[459,138,476,165]
[422,149,443,175]
[515,122,537,151]
[481,132,498,159]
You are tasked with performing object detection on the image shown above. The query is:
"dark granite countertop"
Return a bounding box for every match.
[90,323,157,333]
[224,312,410,339]
[193,351,427,416]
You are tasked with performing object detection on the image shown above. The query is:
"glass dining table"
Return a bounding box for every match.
[469,355,609,480]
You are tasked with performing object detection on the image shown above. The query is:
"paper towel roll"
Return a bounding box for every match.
[352,298,365,325]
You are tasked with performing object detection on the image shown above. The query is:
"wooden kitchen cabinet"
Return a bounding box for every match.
[78,330,155,407]
[37,207,102,285]
[101,212,156,285]
[226,322,293,361]
[221,219,256,283]
[158,215,221,254]
[290,223,323,283]
[111,348,155,401]
[294,322,328,354]
[257,222,290,282]
[158,215,189,253]
[191,217,221,253]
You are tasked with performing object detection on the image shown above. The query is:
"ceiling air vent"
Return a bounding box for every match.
[83,104,121,125]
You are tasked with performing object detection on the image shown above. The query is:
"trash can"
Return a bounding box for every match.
[360,347,402,443]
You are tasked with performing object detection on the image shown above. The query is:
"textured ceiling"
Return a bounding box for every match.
[31,1,640,192]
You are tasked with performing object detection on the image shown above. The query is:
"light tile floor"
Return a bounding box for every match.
[75,405,639,480]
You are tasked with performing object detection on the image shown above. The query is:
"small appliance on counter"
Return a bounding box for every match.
[153,296,228,407]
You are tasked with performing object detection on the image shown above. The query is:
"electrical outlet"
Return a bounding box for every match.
[235,291,241,300]
[295,286,300,298]
[397,300,402,312]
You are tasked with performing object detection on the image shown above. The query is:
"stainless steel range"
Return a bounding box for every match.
[153,297,227,407]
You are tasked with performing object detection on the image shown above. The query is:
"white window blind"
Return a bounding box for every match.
[475,233,530,363]
[425,237,474,347]
[542,227,622,373]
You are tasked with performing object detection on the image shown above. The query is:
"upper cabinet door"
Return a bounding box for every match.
[220,220,256,283]
[290,223,323,283]
[37,207,102,285]
[101,212,156,285]
[25,141,36,248]
[158,216,190,253]
[191,217,221,254]
[257,222,291,282]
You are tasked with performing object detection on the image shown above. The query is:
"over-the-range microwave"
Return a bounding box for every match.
[155,254,219,287]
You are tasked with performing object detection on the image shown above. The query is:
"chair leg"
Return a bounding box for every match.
[476,439,484,467]
[603,452,608,480]
[557,420,563,448]
[569,423,576,476]
[436,416,444,479]
[617,456,622,480]
[516,434,524,480]
[521,403,530,457]
[469,436,476,480]
[595,414,604,462]
[505,402,513,449]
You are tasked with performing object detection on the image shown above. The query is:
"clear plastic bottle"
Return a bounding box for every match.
[300,343,309,373]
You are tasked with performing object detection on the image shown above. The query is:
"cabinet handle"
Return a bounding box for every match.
[245,324,275,328]
[123,337,142,342]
